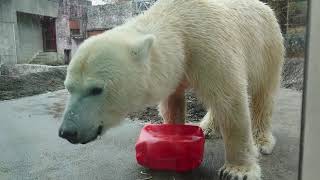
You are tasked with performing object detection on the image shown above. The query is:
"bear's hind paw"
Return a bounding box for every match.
[218,163,261,180]
[254,132,276,155]
[199,120,221,139]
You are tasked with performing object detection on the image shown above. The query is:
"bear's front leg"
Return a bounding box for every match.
[158,79,188,124]
[216,94,261,180]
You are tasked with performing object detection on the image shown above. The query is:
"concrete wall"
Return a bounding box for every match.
[56,14,71,57]
[71,38,83,57]
[0,0,58,66]
[16,13,43,63]
[0,22,17,65]
[14,0,58,18]
[0,0,16,22]
[14,0,59,63]
[0,0,17,65]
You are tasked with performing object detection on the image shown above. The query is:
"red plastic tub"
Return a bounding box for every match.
[135,124,205,172]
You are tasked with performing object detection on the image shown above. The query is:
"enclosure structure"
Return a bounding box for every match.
[86,0,132,37]
[0,0,160,67]
[56,0,92,64]
[86,0,156,37]
[0,0,58,65]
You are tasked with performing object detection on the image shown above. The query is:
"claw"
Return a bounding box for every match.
[243,175,248,180]
[219,167,226,179]
[226,174,232,180]
[218,164,260,180]
[222,170,229,179]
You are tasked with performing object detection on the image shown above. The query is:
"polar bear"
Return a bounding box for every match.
[58,0,284,179]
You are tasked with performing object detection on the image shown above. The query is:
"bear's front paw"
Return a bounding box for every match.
[218,163,261,180]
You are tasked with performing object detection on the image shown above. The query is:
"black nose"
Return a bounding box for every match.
[59,127,78,143]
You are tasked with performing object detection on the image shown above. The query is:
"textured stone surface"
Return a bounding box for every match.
[0,68,67,100]
[282,58,304,91]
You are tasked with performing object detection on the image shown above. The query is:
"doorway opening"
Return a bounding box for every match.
[41,16,57,52]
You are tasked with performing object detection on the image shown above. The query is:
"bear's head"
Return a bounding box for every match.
[59,29,155,144]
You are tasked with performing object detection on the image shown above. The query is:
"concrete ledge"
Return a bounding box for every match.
[0,64,67,76]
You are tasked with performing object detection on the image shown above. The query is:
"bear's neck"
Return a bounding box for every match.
[122,2,188,106]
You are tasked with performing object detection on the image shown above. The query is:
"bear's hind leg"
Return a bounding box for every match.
[251,87,277,155]
[199,109,221,138]
[195,77,261,179]
[158,80,188,124]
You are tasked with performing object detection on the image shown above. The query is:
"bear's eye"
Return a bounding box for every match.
[89,87,103,96]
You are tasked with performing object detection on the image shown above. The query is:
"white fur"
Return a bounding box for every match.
[66,0,284,179]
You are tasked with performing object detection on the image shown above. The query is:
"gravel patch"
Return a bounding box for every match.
[282,58,304,91]
[0,69,66,101]
[128,90,206,123]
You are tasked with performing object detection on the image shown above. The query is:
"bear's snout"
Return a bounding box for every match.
[59,123,79,144]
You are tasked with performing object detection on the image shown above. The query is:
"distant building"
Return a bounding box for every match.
[86,0,157,36]
[0,0,59,65]
[86,0,132,37]
[68,0,157,62]
[56,0,92,64]
[0,0,156,66]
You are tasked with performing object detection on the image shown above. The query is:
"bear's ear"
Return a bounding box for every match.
[130,34,155,63]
